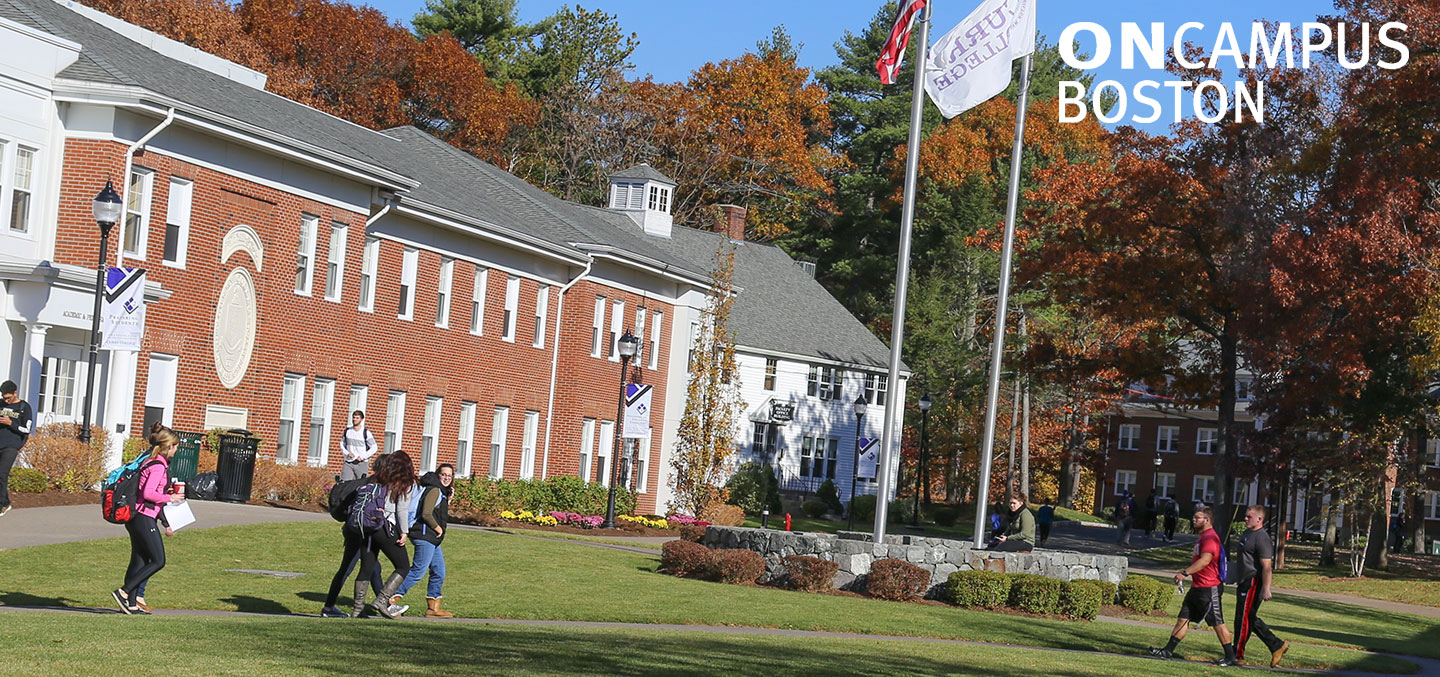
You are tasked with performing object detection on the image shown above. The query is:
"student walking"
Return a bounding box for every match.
[1233,505,1289,667]
[338,411,378,481]
[1144,490,1158,538]
[1150,506,1236,666]
[355,451,416,619]
[0,379,34,517]
[321,455,387,618]
[112,423,184,614]
[1115,492,1134,546]
[390,464,455,617]
[1163,498,1180,542]
[1035,499,1055,547]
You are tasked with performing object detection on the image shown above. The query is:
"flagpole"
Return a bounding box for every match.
[872,3,932,543]
[972,53,1033,548]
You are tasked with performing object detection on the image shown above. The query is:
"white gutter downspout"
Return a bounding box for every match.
[540,259,593,479]
[115,108,176,267]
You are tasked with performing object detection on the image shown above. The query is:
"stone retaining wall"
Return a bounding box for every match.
[700,526,1127,597]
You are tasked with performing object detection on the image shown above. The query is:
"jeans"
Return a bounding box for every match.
[0,446,20,509]
[397,539,446,598]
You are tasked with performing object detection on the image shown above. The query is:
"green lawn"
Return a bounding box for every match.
[1132,542,1440,608]
[0,613,1332,677]
[0,523,1426,673]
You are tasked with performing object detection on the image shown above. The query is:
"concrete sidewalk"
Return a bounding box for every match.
[0,502,331,549]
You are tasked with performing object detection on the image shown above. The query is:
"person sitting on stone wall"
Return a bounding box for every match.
[989,490,1036,552]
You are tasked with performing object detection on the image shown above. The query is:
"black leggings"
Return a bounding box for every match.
[122,515,165,597]
[359,528,410,581]
[324,528,386,607]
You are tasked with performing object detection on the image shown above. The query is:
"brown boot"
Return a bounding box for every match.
[1270,642,1289,668]
[425,597,453,618]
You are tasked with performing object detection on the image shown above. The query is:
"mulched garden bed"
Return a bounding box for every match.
[8,490,98,509]
[463,515,679,538]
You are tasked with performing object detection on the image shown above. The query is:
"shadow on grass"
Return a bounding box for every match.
[219,595,292,615]
[1269,595,1440,659]
[0,591,89,609]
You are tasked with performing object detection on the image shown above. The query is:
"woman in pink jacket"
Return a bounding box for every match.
[112,423,183,614]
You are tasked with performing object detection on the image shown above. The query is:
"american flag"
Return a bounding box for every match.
[875,0,928,85]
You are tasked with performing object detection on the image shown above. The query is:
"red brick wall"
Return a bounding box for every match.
[55,138,676,513]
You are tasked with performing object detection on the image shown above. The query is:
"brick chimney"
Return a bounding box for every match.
[715,204,746,241]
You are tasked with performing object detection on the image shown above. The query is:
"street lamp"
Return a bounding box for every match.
[912,393,932,525]
[1152,453,1163,497]
[848,395,867,530]
[81,181,124,444]
[601,330,640,529]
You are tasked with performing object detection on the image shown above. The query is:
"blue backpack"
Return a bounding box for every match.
[346,482,388,534]
[1218,543,1230,583]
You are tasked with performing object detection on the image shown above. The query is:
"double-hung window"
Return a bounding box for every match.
[1118,424,1140,451]
[597,421,614,485]
[636,432,652,492]
[295,214,317,294]
[649,311,662,369]
[38,356,85,421]
[609,299,624,360]
[436,258,454,327]
[1428,491,1440,520]
[7,145,35,233]
[1427,439,1440,467]
[1114,469,1136,496]
[490,406,509,478]
[308,379,335,466]
[1233,480,1253,505]
[579,418,596,482]
[124,168,153,257]
[591,296,606,356]
[1156,473,1176,498]
[502,276,520,342]
[864,374,888,406]
[809,366,844,401]
[384,391,405,453]
[764,359,777,391]
[470,265,487,335]
[534,285,549,348]
[358,237,379,312]
[324,222,347,301]
[1193,475,1216,504]
[1157,426,1179,453]
[1197,428,1217,455]
[278,374,306,464]
[143,354,178,432]
[421,396,442,472]
[520,411,539,479]
[457,402,476,477]
[162,178,192,267]
[397,248,418,320]
[348,385,368,419]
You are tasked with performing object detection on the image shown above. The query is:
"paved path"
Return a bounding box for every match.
[0,501,331,549]
[1043,519,1198,558]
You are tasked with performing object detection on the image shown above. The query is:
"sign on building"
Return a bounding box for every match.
[769,401,794,423]
[623,383,652,439]
[101,267,146,351]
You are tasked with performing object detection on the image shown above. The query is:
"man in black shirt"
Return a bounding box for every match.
[0,379,35,517]
[1232,505,1289,667]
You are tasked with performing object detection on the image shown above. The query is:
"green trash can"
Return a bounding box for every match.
[170,431,202,482]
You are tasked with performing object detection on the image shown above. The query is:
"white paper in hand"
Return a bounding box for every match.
[164,500,196,531]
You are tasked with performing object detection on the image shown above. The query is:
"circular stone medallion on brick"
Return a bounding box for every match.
[213,267,257,389]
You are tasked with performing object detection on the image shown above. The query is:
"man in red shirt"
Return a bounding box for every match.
[1149,506,1237,666]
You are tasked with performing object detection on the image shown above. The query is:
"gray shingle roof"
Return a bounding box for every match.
[653,226,905,371]
[7,0,412,187]
[610,163,675,185]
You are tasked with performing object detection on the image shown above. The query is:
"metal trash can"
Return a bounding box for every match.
[215,428,259,503]
[170,431,202,482]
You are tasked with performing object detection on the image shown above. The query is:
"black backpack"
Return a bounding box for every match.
[326,476,371,522]
[101,458,164,524]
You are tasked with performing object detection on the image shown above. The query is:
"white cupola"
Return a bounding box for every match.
[607,164,676,238]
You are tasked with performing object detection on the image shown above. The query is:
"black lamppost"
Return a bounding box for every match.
[912,393,932,525]
[848,395,867,530]
[601,330,640,529]
[81,181,124,444]
[1152,453,1163,497]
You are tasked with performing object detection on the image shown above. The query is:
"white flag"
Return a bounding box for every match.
[923,0,1037,118]
[101,266,146,351]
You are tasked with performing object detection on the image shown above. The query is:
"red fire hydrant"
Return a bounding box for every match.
[785,513,792,531]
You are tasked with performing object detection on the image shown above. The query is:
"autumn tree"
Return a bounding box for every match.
[669,227,744,517]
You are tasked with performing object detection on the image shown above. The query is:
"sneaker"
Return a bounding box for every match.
[1216,657,1238,667]
[1148,648,1174,659]
[1270,643,1290,668]
[112,589,133,615]
[387,604,410,617]
[0,504,11,517]
[320,606,349,618]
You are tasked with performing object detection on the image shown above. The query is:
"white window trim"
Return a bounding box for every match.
[359,237,379,313]
[636,431,652,492]
[278,374,306,465]
[10,145,34,234]
[436,257,454,328]
[308,378,335,467]
[502,275,520,342]
[490,406,510,479]
[1118,424,1140,451]
[520,411,539,479]
[1114,469,1136,496]
[295,213,318,295]
[1193,475,1216,504]
[348,385,369,419]
[1157,425,1180,453]
[1197,428,1217,455]
[1427,491,1440,520]
[144,353,179,427]
[609,299,624,361]
[579,418,596,482]
[161,177,193,269]
[470,266,487,336]
[592,296,606,357]
[123,167,154,259]
[649,310,662,370]
[385,391,406,454]
[597,420,614,486]
[534,285,549,349]
[422,396,442,473]
[1155,472,1176,498]
[457,402,477,478]
[398,248,418,320]
[324,221,347,302]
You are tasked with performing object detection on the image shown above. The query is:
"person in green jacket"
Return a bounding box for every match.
[991,490,1036,552]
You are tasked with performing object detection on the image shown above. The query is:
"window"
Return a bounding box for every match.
[647,185,670,212]
[324,222,347,301]
[470,266,488,335]
[384,391,405,453]
[358,237,379,312]
[1118,424,1140,451]
[609,299,624,360]
[457,402,476,478]
[37,356,85,421]
[1156,472,1176,498]
[636,431,652,492]
[534,285,549,348]
[123,168,153,257]
[295,214,317,294]
[864,374,888,406]
[1428,491,1440,520]
[687,321,700,370]
[649,311,662,370]
[1428,439,1440,467]
[1233,480,1255,505]
[490,406,509,478]
[1237,378,1253,401]
[436,257,454,327]
[8,145,34,233]
[1114,469,1136,496]
[397,248,419,319]
[578,418,596,482]
[764,359,777,391]
[502,275,520,342]
[1193,475,1216,504]
[421,396,442,473]
[807,366,844,401]
[592,296,606,357]
[801,436,815,477]
[1157,426,1179,453]
[161,178,192,267]
[752,422,767,457]
[597,421,614,485]
[520,411,539,479]
[308,379,335,466]
[612,182,644,209]
[143,354,178,432]
[633,307,646,364]
[347,385,368,420]
[1197,428,1217,455]
[278,374,305,464]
